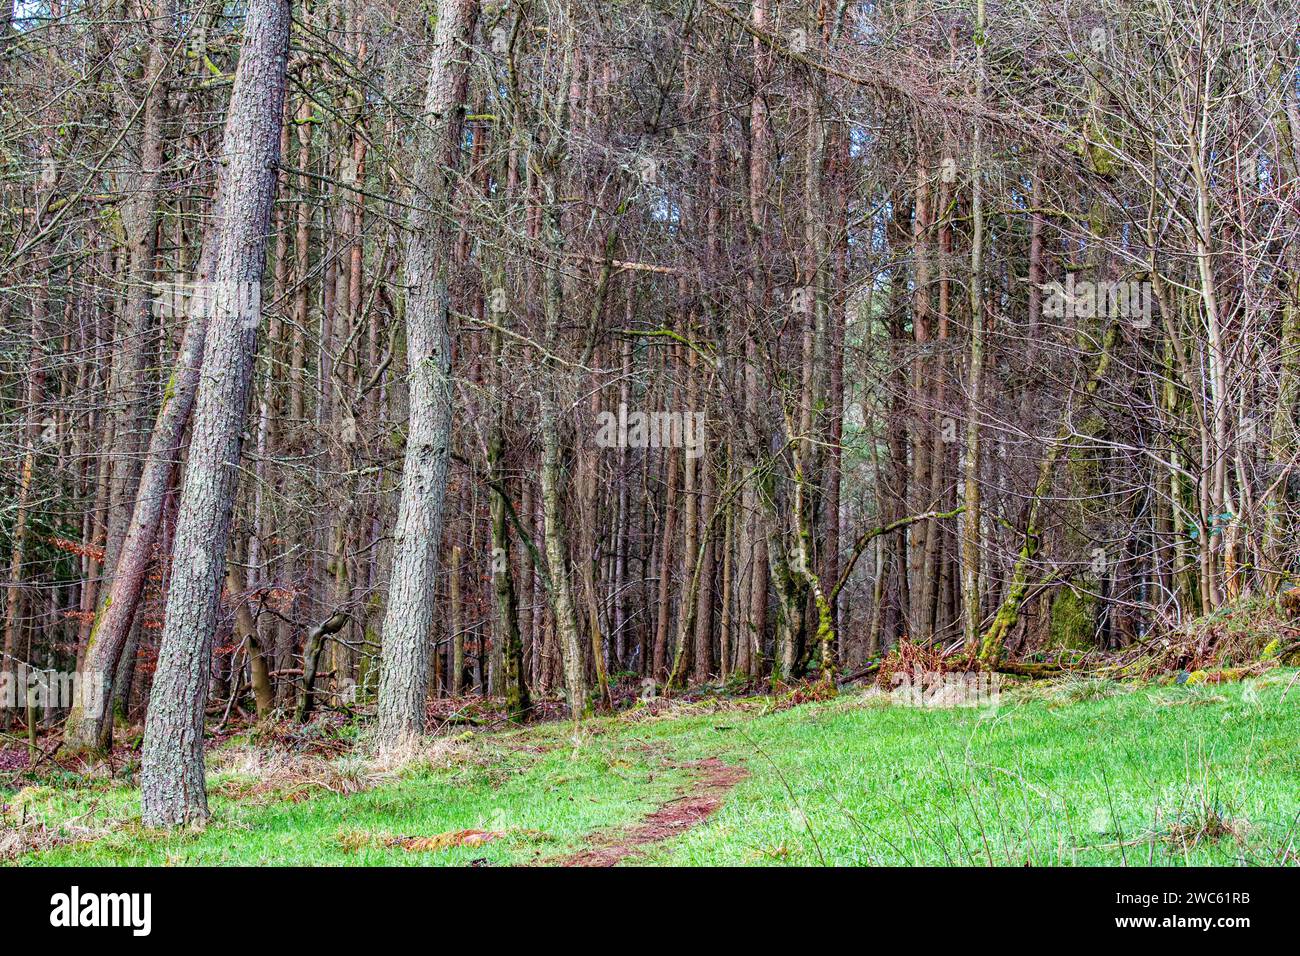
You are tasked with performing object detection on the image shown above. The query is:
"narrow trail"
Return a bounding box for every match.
[547,758,748,867]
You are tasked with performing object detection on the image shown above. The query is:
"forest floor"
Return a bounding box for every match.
[5,669,1300,866]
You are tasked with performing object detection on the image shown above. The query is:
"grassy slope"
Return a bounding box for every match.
[11,671,1300,866]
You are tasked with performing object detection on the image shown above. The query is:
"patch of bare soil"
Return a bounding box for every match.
[545,758,747,867]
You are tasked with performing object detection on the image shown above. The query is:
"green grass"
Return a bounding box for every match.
[8,671,1300,866]
[6,729,688,866]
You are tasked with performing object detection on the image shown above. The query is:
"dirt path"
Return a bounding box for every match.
[547,758,748,867]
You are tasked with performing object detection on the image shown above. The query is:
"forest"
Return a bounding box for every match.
[1,0,1299,872]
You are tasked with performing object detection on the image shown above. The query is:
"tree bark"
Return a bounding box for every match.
[140,0,290,827]
[375,0,479,746]
[961,0,987,653]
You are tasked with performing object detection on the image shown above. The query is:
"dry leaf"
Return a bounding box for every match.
[393,829,505,852]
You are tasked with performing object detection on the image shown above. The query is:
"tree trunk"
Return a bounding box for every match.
[139,0,290,827]
[101,2,168,586]
[961,0,987,652]
[225,566,273,718]
[450,546,464,697]
[375,0,479,746]
[489,380,530,722]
